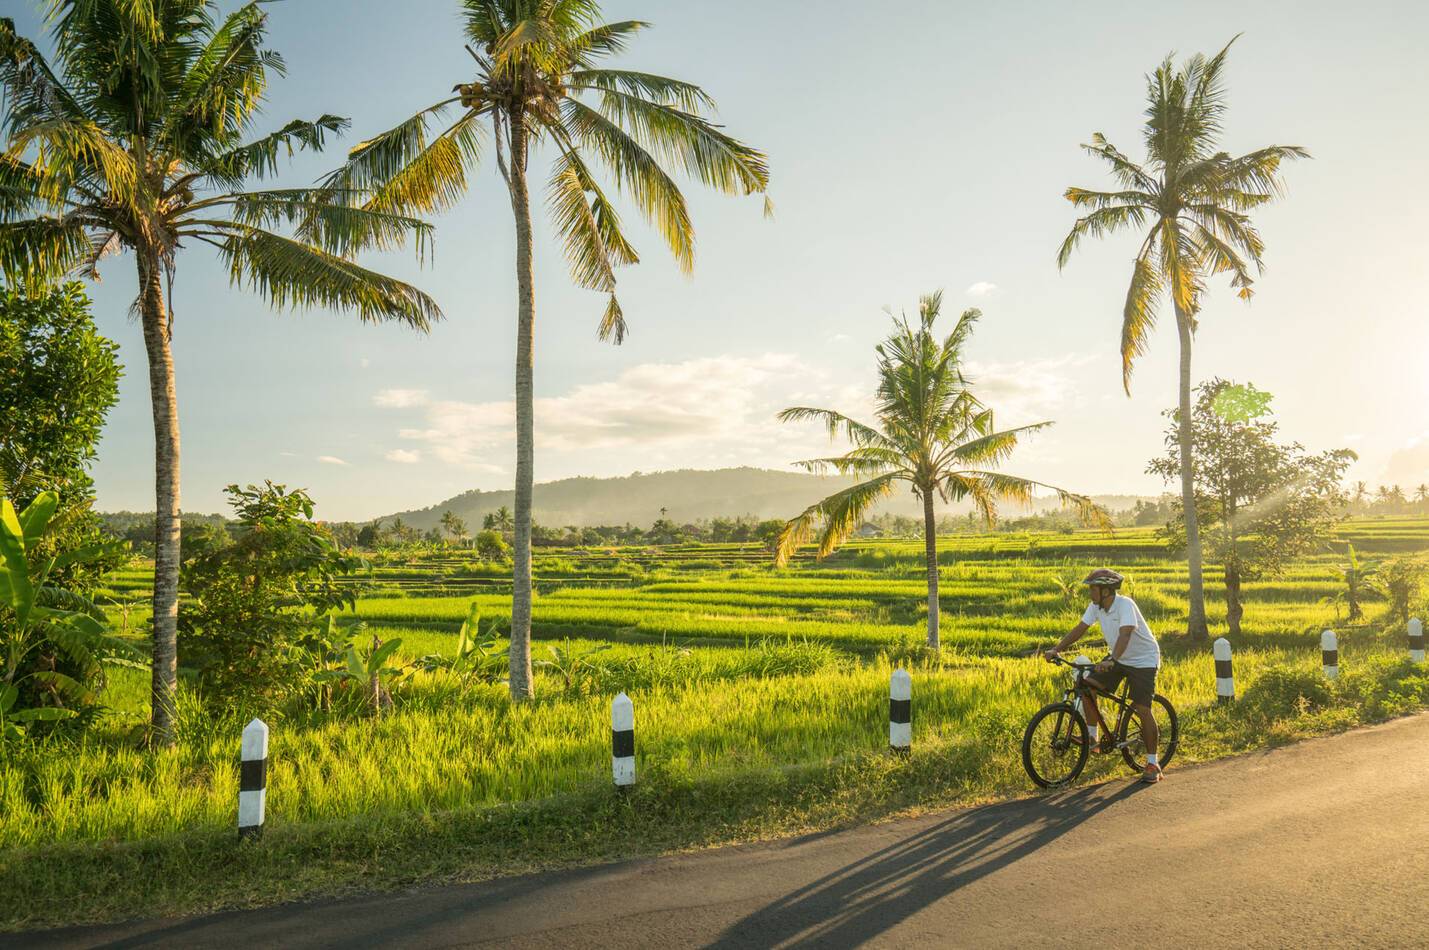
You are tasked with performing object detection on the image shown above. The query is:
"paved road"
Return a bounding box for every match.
[19,713,1429,949]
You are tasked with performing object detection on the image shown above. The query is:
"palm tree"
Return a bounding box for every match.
[0,3,440,743]
[1414,484,1428,511]
[1353,481,1369,513]
[774,293,1106,650]
[1057,38,1306,642]
[440,510,469,546]
[323,1,768,698]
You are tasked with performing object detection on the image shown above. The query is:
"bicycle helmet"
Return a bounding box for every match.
[1081,568,1124,589]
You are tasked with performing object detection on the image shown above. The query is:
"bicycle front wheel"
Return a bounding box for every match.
[1116,693,1179,773]
[1021,701,1089,789]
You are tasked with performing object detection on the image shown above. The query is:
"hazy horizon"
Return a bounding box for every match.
[10,0,1428,522]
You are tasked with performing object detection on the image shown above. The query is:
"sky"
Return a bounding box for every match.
[9,0,1429,521]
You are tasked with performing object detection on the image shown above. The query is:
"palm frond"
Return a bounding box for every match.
[562,98,694,271]
[596,293,626,343]
[776,407,895,451]
[774,473,900,567]
[1057,204,1151,270]
[568,68,715,111]
[586,88,769,196]
[1080,134,1157,191]
[0,216,91,288]
[211,224,442,330]
[187,189,434,260]
[1121,238,1163,394]
[202,116,349,185]
[319,102,464,208]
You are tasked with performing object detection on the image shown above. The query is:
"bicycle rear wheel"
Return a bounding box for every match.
[1021,701,1089,789]
[1116,693,1179,773]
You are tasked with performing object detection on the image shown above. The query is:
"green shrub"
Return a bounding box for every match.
[178,483,363,713]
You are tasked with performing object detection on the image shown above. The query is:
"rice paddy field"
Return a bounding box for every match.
[4,519,1429,929]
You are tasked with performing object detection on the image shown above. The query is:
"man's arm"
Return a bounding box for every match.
[1047,621,1090,657]
[1104,625,1135,665]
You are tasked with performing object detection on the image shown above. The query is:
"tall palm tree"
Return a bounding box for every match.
[774,293,1105,650]
[1057,38,1306,641]
[324,1,769,698]
[0,2,440,743]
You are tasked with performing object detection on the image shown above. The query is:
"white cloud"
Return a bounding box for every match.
[963,354,1095,427]
[384,449,422,464]
[318,456,349,466]
[828,333,851,343]
[387,354,868,473]
[966,281,999,297]
[1378,431,1429,487]
[374,388,430,408]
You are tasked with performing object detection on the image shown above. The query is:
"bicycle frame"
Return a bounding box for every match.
[1051,657,1139,739]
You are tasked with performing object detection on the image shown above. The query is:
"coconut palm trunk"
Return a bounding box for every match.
[921,488,940,650]
[1174,305,1209,641]
[137,249,181,743]
[506,111,536,699]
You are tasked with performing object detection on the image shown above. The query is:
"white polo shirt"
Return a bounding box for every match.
[1081,594,1160,668]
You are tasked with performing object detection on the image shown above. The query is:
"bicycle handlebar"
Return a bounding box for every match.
[1043,653,1099,671]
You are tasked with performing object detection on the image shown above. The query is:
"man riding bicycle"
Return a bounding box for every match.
[1044,568,1163,784]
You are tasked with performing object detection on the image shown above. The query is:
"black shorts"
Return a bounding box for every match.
[1086,662,1157,705]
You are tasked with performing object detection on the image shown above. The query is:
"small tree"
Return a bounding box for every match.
[776,294,1105,649]
[0,283,124,591]
[179,483,363,711]
[1367,556,1425,628]
[474,529,511,564]
[1149,380,1354,636]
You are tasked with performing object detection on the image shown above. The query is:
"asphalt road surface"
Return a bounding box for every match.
[19,712,1429,949]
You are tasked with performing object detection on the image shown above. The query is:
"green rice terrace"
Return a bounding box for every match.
[4,519,1429,928]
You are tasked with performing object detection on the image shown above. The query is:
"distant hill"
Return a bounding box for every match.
[375,467,1151,531]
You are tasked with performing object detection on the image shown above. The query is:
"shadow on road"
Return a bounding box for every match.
[707,780,1143,948]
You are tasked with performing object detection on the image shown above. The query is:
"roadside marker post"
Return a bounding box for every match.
[239,718,268,840]
[612,692,635,788]
[889,669,911,754]
[1410,618,1424,664]
[1213,638,1234,704]
[1322,630,1339,680]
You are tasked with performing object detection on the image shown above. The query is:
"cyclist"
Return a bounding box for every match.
[1043,568,1163,784]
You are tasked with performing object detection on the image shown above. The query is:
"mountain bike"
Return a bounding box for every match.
[1021,654,1179,789]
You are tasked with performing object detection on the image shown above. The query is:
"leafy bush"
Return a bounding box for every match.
[0,492,140,741]
[178,483,363,712]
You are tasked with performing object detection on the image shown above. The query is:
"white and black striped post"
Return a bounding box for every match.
[1409,618,1424,664]
[611,692,635,788]
[889,668,911,754]
[1321,629,1339,680]
[1213,637,1234,704]
[239,717,268,840]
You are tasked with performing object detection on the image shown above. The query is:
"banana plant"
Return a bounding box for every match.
[412,602,508,685]
[1,492,140,740]
[310,620,406,716]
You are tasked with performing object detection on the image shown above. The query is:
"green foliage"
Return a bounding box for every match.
[474,528,511,563]
[1149,378,1354,633]
[178,482,364,712]
[1365,555,1425,627]
[411,602,508,688]
[0,492,139,741]
[0,282,124,591]
[777,293,1106,567]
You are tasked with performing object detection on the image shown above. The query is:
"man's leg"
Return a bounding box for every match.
[1134,701,1159,759]
[1080,682,1110,738]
